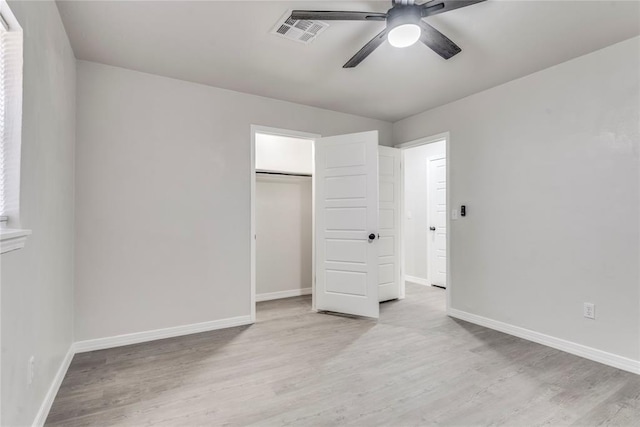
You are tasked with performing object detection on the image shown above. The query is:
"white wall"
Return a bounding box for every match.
[256,175,312,297]
[75,61,392,341]
[255,134,312,175]
[394,37,640,361]
[403,140,445,282]
[1,1,76,425]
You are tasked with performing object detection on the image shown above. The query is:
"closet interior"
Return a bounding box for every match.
[255,132,314,302]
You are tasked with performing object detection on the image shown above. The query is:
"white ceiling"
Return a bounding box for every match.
[56,1,640,122]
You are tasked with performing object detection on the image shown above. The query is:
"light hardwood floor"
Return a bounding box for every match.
[46,284,640,426]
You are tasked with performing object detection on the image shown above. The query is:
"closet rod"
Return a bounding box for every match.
[256,171,312,178]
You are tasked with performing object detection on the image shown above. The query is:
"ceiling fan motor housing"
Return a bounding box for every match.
[386,4,422,30]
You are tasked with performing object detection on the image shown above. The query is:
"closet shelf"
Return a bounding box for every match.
[256,171,311,178]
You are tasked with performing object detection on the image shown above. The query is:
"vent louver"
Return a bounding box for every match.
[271,11,328,44]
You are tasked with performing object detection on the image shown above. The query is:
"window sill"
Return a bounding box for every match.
[0,228,32,254]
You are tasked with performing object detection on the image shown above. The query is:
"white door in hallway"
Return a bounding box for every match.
[315,131,379,318]
[428,156,447,287]
[378,146,401,301]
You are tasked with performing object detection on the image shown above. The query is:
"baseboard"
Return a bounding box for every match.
[30,309,638,427]
[32,344,75,427]
[31,315,253,425]
[256,287,312,302]
[448,308,640,375]
[405,275,429,286]
[74,315,253,353]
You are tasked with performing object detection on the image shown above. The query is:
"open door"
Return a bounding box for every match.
[315,131,379,318]
[428,155,447,287]
[378,146,401,301]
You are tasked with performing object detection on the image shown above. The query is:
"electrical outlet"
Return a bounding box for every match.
[27,356,35,386]
[584,303,595,320]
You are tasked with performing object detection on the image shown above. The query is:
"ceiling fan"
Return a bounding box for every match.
[291,0,486,68]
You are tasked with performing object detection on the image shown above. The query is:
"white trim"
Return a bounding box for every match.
[250,125,320,141]
[398,154,405,299]
[448,308,640,375]
[445,134,451,313]
[74,315,253,353]
[311,139,317,311]
[396,132,449,149]
[0,227,31,254]
[251,127,256,322]
[250,125,320,322]
[404,275,429,286]
[256,287,312,302]
[32,345,74,427]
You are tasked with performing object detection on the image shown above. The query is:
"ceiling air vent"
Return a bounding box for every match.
[271,12,328,44]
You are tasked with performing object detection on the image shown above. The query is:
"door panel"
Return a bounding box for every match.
[326,239,367,263]
[428,156,447,287]
[315,131,379,318]
[378,146,401,302]
[326,208,367,231]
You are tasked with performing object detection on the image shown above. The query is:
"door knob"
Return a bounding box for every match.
[368,233,376,241]
[429,227,436,231]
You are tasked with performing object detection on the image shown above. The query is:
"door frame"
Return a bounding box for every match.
[396,132,451,313]
[250,125,321,323]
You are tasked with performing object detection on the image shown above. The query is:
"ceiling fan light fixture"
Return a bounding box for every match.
[387,23,421,48]
[291,0,486,68]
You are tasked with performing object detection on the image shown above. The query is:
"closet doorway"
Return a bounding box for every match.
[250,126,320,322]
[250,127,438,320]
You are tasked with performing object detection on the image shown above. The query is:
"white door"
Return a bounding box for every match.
[378,146,401,302]
[315,131,379,318]
[428,156,447,287]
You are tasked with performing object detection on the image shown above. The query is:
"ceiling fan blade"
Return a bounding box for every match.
[420,0,486,18]
[290,10,387,21]
[419,21,461,59]
[343,28,389,68]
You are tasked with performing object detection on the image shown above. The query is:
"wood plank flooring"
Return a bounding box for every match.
[46,284,640,426]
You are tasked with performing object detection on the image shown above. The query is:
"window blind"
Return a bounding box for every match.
[0,12,23,220]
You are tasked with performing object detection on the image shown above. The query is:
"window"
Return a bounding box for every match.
[0,1,27,253]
